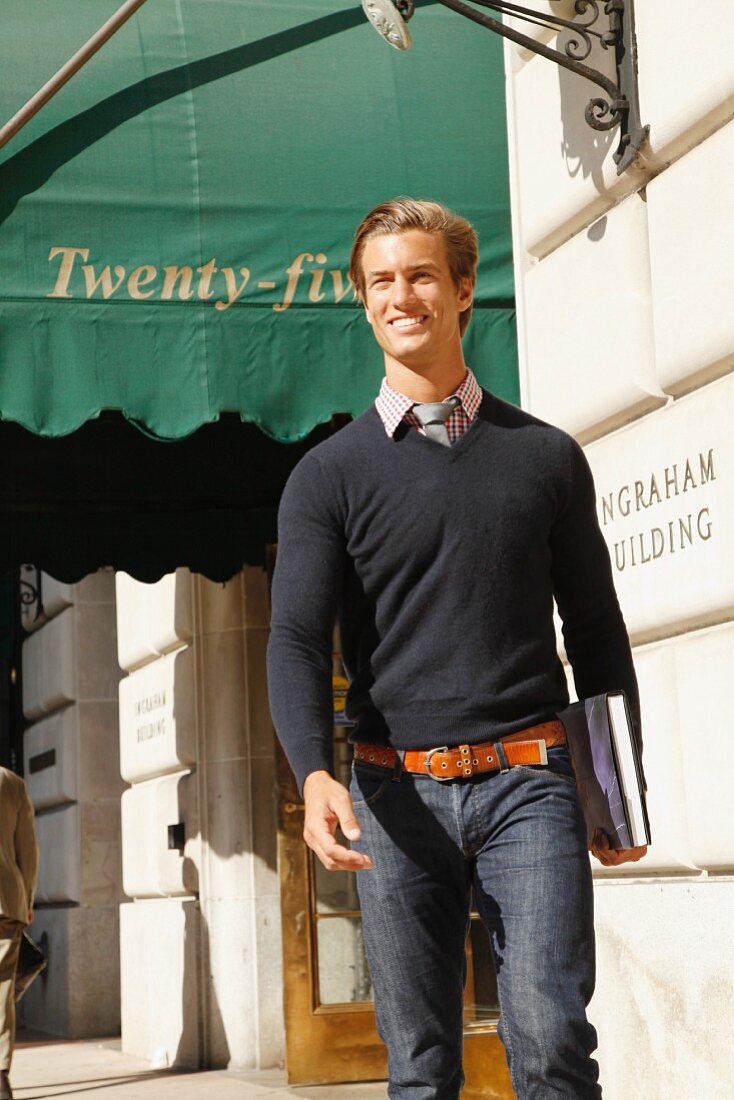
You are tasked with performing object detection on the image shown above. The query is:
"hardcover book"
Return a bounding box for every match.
[560,692,651,851]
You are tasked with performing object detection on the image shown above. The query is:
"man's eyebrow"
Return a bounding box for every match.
[367,261,441,278]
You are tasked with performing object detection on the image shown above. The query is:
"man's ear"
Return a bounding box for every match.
[457,277,473,314]
[364,306,373,325]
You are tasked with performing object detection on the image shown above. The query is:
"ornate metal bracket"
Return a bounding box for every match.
[361,0,649,174]
[19,565,43,624]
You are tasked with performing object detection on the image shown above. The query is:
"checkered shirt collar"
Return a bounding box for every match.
[375,368,483,438]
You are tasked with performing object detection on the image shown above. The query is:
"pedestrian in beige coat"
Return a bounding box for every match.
[0,767,38,1100]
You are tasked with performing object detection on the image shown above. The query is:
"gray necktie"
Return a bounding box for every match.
[411,396,460,447]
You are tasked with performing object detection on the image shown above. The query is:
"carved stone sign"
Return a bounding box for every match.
[586,375,733,641]
[600,448,715,573]
[119,648,196,783]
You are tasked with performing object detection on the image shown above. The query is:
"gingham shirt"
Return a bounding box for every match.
[374,368,483,444]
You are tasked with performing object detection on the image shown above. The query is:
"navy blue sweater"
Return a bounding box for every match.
[267,391,640,793]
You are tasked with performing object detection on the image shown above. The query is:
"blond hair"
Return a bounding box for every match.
[349,198,479,336]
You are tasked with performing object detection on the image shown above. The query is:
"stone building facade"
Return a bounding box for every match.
[503,4,734,1098]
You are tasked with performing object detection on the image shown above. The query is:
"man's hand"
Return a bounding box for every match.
[303,770,373,872]
[591,829,647,867]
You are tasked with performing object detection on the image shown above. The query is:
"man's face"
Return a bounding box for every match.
[360,230,473,371]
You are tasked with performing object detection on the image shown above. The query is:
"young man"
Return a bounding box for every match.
[0,766,38,1100]
[267,198,646,1099]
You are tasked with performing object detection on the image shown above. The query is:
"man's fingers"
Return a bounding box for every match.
[302,772,373,871]
[304,811,372,871]
[591,831,648,866]
[306,831,373,871]
[334,793,361,841]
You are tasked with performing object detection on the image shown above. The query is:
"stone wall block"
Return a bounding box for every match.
[252,893,285,1067]
[199,630,248,763]
[79,799,123,906]
[511,47,647,256]
[20,906,120,1039]
[241,565,271,630]
[77,701,126,801]
[204,898,258,1068]
[673,624,734,870]
[76,601,122,701]
[34,803,81,904]
[198,574,244,636]
[636,0,734,165]
[202,758,253,901]
[523,192,662,439]
[120,898,202,1068]
[591,879,734,1100]
[121,771,199,899]
[74,569,116,604]
[22,606,76,719]
[244,628,275,759]
[24,701,123,811]
[250,754,279,900]
[24,707,79,811]
[119,647,196,783]
[648,116,734,395]
[116,569,193,672]
[584,375,733,642]
[35,799,122,906]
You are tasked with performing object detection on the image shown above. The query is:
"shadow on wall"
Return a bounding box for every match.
[557,44,617,189]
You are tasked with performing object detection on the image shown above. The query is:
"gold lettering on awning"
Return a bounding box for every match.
[46,246,355,312]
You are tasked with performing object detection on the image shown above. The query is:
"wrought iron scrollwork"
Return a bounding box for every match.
[362,0,648,173]
[586,95,625,131]
[19,565,43,624]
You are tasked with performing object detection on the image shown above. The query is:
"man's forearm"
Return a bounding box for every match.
[267,453,345,793]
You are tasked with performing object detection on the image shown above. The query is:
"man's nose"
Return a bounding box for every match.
[391,276,418,308]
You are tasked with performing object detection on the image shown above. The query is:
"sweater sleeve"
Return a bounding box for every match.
[549,437,643,765]
[267,453,345,794]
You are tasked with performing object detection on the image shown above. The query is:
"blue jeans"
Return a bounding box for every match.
[350,746,600,1100]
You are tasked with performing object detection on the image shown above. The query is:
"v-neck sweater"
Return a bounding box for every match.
[267,390,641,793]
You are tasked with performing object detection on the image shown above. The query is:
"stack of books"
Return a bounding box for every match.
[561,692,651,850]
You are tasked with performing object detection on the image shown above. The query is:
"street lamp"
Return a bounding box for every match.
[360,0,648,173]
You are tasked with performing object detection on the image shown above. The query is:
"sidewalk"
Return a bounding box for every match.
[11,1034,388,1099]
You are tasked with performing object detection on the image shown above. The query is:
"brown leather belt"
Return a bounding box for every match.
[354,720,566,781]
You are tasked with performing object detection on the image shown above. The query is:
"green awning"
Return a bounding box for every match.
[0,1,517,580]
[0,0,517,443]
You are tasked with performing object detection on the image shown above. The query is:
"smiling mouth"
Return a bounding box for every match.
[389,315,428,329]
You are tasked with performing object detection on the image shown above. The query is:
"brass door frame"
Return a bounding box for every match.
[277,739,387,1084]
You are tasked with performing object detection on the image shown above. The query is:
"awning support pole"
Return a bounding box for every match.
[0,0,150,152]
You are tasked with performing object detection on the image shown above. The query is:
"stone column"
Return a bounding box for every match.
[116,567,282,1069]
[20,570,124,1037]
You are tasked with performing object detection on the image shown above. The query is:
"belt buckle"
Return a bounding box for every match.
[533,739,549,765]
[424,746,452,781]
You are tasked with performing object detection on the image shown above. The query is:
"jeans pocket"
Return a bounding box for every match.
[350,762,393,808]
[514,745,577,784]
